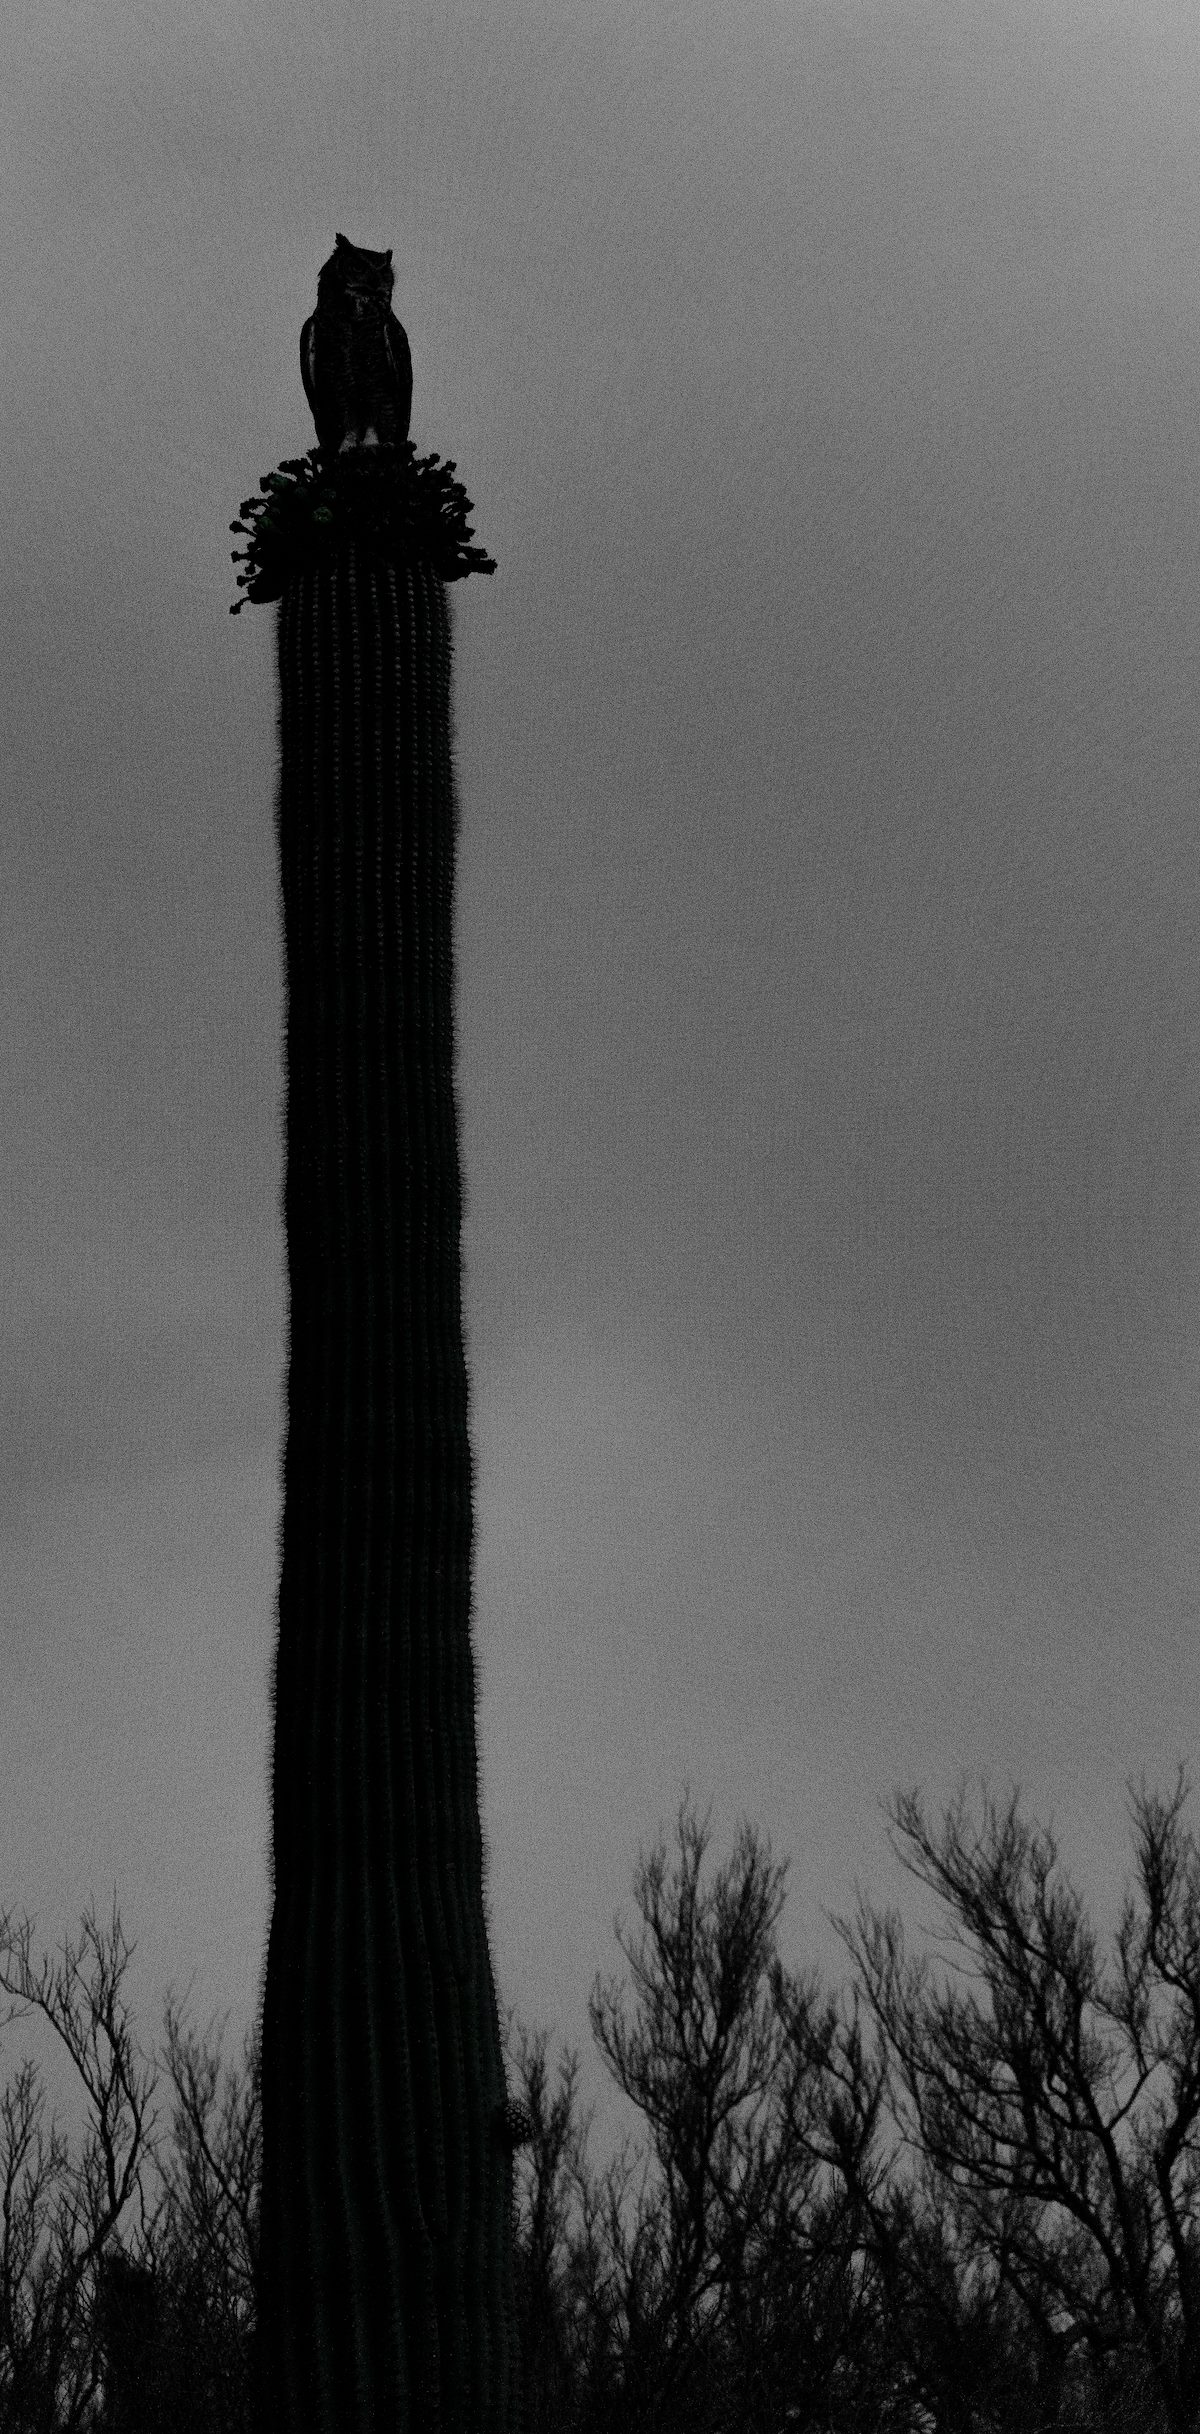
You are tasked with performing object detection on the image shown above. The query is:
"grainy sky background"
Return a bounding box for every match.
[3,0,1199,2180]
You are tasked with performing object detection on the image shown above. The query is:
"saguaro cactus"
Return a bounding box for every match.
[235,255,513,2433]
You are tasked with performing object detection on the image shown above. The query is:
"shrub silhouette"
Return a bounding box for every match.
[833,1768,1200,2434]
[0,1770,1197,2431]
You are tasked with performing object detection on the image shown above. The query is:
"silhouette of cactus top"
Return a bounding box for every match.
[228,439,496,613]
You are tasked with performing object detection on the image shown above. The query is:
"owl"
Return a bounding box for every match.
[300,233,413,460]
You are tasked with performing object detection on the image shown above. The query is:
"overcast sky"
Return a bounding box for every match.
[3,0,1199,2178]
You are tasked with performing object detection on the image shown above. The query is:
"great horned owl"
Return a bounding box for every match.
[300,232,413,460]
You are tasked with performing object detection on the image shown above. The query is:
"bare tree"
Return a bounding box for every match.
[0,1899,265,2434]
[154,1996,259,2314]
[0,2054,80,2433]
[139,1993,261,2432]
[586,1788,795,2393]
[833,1768,1200,2434]
[0,1892,169,2432]
[502,1786,901,2432]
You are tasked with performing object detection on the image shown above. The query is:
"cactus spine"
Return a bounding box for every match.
[256,542,518,2432]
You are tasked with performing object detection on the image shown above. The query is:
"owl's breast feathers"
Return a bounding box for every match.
[300,305,413,457]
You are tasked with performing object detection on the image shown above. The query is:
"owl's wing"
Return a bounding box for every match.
[300,315,319,424]
[385,311,413,440]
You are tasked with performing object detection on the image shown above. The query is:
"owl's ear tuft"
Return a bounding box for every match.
[335,232,349,249]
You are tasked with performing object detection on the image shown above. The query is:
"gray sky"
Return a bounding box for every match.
[3,0,1199,2175]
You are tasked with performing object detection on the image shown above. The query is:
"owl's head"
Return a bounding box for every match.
[317,233,395,316]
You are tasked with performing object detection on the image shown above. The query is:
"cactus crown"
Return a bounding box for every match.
[229,440,496,612]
